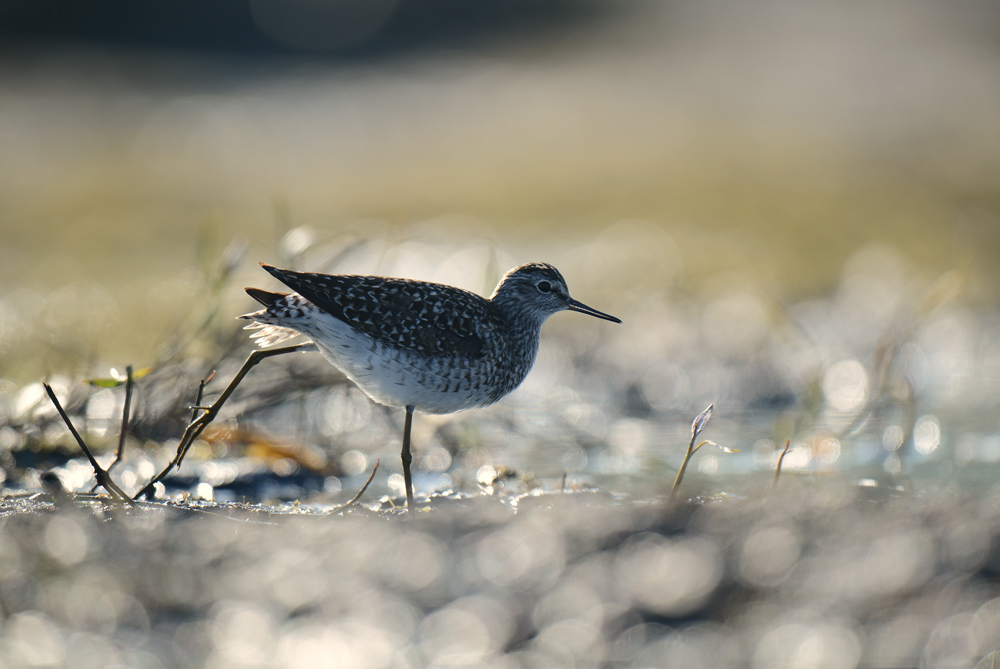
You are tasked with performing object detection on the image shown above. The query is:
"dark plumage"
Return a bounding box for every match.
[239,261,620,509]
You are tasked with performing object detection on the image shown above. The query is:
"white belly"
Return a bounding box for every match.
[308,316,497,414]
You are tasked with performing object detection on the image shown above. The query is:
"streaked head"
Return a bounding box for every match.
[490,263,621,324]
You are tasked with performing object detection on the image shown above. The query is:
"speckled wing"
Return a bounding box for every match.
[261,265,497,359]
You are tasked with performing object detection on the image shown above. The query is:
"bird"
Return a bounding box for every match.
[239,261,621,509]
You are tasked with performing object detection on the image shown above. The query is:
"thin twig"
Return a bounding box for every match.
[108,364,134,473]
[134,343,311,500]
[43,383,133,505]
[191,370,216,423]
[772,439,793,488]
[334,460,380,515]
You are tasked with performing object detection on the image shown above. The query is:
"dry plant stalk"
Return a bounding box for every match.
[134,343,313,499]
[43,383,133,506]
[333,460,379,515]
[108,364,134,474]
[43,342,384,512]
[772,438,793,488]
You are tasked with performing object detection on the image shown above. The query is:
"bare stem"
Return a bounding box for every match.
[108,365,134,473]
[669,430,699,501]
[191,370,216,424]
[44,383,133,506]
[772,438,793,488]
[333,460,380,515]
[134,344,312,500]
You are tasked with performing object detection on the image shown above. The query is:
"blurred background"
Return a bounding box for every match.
[4,1,1000,667]
[1,0,1000,482]
[3,0,1000,476]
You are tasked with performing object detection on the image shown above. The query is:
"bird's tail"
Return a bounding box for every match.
[238,288,307,348]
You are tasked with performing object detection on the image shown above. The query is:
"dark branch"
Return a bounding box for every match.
[43,383,133,506]
[134,343,312,500]
[108,364,134,474]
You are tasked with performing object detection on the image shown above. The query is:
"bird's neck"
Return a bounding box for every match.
[488,308,545,402]
[492,297,547,352]
[507,312,544,359]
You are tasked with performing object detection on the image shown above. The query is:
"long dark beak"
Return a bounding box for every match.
[566,297,622,323]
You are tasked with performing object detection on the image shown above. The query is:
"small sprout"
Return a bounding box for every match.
[670,404,735,501]
[692,404,713,440]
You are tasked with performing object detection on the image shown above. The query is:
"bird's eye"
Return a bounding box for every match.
[536,280,552,293]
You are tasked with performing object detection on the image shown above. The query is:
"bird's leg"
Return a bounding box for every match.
[401,405,416,510]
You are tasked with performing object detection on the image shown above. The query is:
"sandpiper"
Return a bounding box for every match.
[239,262,621,509]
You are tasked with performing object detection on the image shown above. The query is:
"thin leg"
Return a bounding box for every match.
[401,405,415,511]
